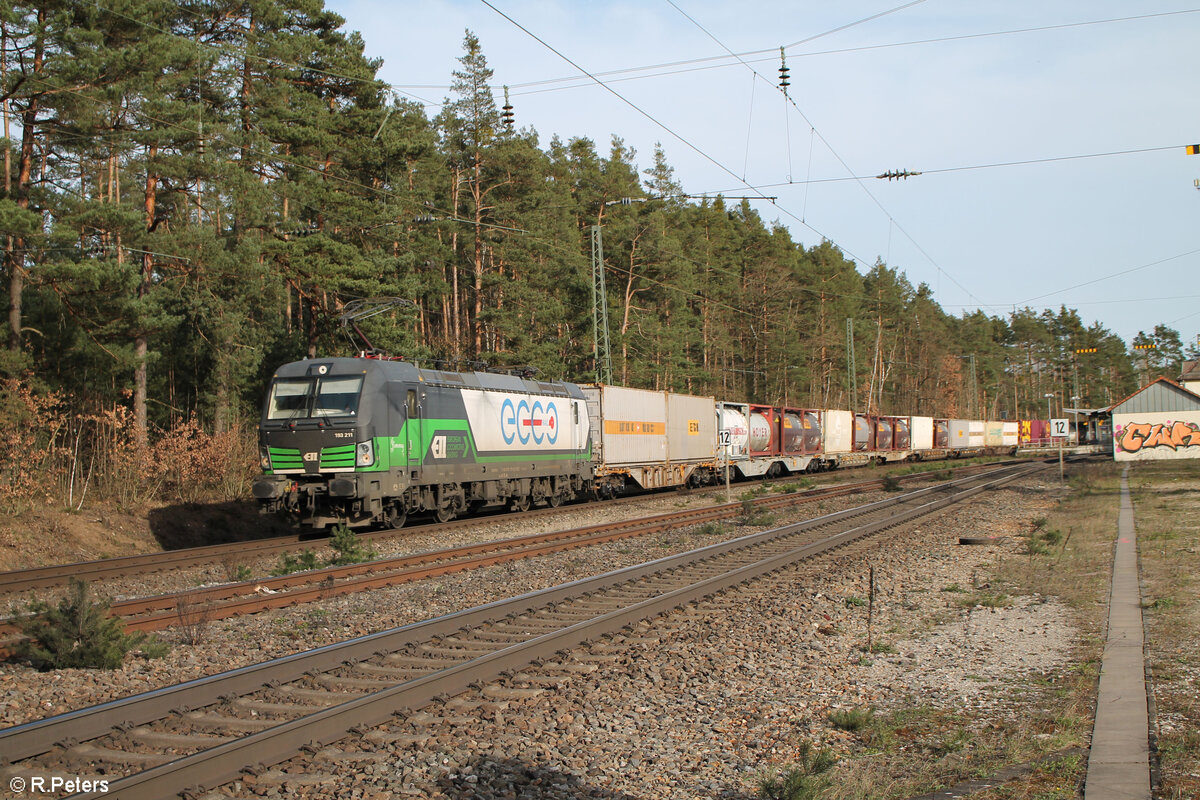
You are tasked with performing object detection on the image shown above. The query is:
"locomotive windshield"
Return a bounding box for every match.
[266,376,364,420]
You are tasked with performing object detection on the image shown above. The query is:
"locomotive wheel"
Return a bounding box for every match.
[435,505,457,523]
[509,495,530,513]
[547,493,562,508]
[387,507,407,530]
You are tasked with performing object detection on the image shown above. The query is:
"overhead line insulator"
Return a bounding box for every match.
[778,46,790,93]
[501,86,514,128]
[876,169,923,181]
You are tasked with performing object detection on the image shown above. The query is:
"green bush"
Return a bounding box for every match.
[270,548,319,576]
[15,579,167,670]
[827,706,874,731]
[271,525,376,575]
[327,523,377,566]
[757,741,835,800]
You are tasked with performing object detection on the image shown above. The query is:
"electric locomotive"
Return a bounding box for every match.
[252,357,592,529]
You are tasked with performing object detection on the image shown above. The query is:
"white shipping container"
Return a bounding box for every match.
[1002,422,1018,447]
[581,385,716,467]
[582,385,667,467]
[667,393,718,462]
[949,420,970,449]
[968,420,985,447]
[984,420,1005,447]
[910,416,934,451]
[823,409,853,454]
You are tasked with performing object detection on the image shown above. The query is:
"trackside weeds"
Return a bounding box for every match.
[1130,461,1200,800]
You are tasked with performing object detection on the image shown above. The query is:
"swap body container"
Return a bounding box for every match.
[582,385,716,489]
[968,420,986,447]
[823,410,854,454]
[948,420,971,450]
[1020,419,1050,446]
[1002,422,1018,447]
[984,420,1006,448]
[910,416,934,451]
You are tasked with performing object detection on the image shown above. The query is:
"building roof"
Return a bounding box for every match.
[1182,359,1200,382]
[1108,376,1200,415]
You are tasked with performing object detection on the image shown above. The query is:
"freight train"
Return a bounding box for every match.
[252,355,1054,530]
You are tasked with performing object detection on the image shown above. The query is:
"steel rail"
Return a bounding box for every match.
[0,459,1019,596]
[1,465,1028,767]
[0,473,901,651]
[58,461,1041,800]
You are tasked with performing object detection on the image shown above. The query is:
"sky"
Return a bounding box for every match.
[327,0,1200,351]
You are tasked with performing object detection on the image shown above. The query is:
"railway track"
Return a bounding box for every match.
[0,458,1013,597]
[0,460,1043,800]
[0,461,1017,646]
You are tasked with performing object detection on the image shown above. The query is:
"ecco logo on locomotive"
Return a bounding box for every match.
[499,397,560,446]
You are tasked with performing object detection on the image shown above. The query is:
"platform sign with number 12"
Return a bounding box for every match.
[1050,418,1069,439]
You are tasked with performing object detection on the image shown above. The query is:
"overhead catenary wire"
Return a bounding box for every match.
[476,0,869,267]
[661,0,984,308]
[377,9,1200,99]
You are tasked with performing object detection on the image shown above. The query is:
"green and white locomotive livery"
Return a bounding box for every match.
[252,357,592,529]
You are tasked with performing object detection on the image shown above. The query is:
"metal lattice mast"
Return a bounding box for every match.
[969,354,978,419]
[590,225,613,385]
[846,317,857,411]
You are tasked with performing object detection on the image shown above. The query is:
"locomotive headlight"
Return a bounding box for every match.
[260,446,271,470]
[355,440,375,467]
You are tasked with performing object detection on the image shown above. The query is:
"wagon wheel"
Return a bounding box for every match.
[509,495,530,513]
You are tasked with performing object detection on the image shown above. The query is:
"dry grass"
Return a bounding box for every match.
[1128,460,1200,800]
[815,461,1120,800]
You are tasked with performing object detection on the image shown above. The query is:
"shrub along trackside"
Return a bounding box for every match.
[14,578,168,670]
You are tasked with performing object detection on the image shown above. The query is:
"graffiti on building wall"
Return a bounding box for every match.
[1115,421,1200,454]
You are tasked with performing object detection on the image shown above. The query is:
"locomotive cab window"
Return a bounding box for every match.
[266,379,312,420]
[266,376,364,420]
[312,376,363,417]
[406,389,418,418]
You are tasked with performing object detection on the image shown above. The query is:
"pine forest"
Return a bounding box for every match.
[0,0,1194,509]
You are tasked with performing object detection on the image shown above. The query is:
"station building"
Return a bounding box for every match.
[1109,376,1200,462]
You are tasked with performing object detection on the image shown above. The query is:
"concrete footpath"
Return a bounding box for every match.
[1084,467,1151,800]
